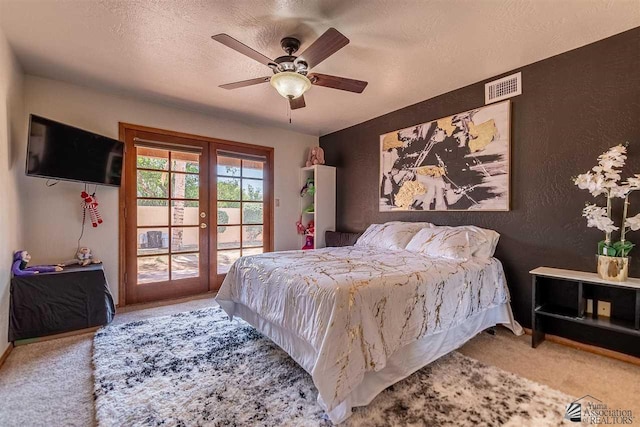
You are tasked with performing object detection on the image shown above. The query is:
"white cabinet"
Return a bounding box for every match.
[299,165,336,249]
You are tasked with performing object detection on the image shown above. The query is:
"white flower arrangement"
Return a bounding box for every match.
[574,143,638,257]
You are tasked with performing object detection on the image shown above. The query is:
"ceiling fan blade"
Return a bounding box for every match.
[289,95,306,110]
[308,73,368,93]
[219,76,271,90]
[212,34,275,67]
[298,28,349,68]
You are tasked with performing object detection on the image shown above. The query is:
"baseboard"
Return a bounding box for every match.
[13,326,101,346]
[523,327,640,366]
[0,342,14,369]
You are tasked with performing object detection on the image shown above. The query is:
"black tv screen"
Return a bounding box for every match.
[26,115,124,187]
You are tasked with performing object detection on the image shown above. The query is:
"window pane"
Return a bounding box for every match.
[218,202,240,225]
[243,247,263,257]
[137,255,169,284]
[242,160,264,179]
[171,227,199,253]
[243,225,263,247]
[218,225,241,249]
[171,253,199,280]
[137,148,168,170]
[218,250,241,274]
[171,151,200,173]
[242,179,263,201]
[242,203,263,224]
[217,156,241,177]
[171,173,199,199]
[137,228,168,255]
[137,200,168,226]
[137,170,168,198]
[218,177,241,200]
[171,201,199,226]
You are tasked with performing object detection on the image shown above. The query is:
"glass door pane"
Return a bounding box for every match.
[216,153,265,274]
[135,147,203,283]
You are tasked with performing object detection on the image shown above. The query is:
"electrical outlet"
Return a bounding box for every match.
[275,198,280,207]
[586,299,593,314]
[598,300,611,317]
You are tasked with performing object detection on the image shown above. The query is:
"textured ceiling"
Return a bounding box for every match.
[0,0,638,136]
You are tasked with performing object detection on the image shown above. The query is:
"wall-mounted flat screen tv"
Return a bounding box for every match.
[26,114,124,187]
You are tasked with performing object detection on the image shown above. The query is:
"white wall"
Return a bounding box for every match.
[0,28,24,354]
[21,76,318,303]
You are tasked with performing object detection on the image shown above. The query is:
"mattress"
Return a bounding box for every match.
[216,246,522,423]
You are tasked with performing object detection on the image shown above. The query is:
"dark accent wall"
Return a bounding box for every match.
[320,28,640,354]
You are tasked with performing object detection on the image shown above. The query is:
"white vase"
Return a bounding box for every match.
[596,255,629,281]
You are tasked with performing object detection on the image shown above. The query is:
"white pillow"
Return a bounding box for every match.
[462,226,500,259]
[405,227,471,261]
[421,225,500,259]
[355,221,432,250]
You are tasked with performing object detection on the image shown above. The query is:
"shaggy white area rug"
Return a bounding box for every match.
[93,307,579,426]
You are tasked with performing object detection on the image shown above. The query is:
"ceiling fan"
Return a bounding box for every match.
[211,28,368,110]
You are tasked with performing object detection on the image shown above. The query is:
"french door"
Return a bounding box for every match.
[120,124,273,306]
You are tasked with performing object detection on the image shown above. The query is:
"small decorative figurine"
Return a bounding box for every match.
[12,250,63,276]
[306,146,325,167]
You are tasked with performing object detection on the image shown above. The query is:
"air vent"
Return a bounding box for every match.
[485,72,521,104]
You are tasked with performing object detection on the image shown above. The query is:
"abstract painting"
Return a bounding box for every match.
[379,100,510,211]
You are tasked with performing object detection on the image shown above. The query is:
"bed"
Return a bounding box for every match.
[216,223,522,424]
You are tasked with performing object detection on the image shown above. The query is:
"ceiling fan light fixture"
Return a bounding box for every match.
[270,71,311,99]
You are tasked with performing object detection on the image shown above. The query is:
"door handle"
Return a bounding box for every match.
[200,223,207,229]
[200,212,206,218]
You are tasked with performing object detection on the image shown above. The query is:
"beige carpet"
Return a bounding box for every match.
[0,294,638,426]
[458,327,640,417]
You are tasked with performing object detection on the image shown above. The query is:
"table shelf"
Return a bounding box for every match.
[535,304,639,336]
[531,267,640,355]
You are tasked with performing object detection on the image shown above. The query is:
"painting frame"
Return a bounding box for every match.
[379,100,511,212]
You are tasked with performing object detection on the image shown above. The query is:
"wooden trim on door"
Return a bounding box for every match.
[118,123,275,306]
[118,124,127,307]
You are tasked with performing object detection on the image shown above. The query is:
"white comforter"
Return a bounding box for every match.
[216,246,520,420]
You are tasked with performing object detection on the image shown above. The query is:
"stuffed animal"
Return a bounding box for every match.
[300,178,315,197]
[306,146,325,167]
[296,216,306,235]
[76,247,101,266]
[302,235,314,250]
[81,191,103,228]
[305,220,315,237]
[12,250,63,276]
[301,221,315,250]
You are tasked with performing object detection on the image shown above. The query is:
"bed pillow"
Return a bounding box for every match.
[405,227,471,261]
[429,225,499,259]
[462,226,500,259]
[355,221,433,250]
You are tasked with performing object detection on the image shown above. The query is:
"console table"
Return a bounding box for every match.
[9,264,115,341]
[530,267,640,352]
